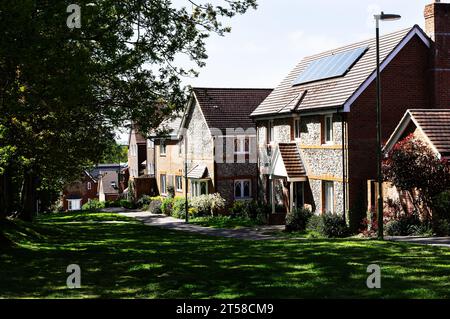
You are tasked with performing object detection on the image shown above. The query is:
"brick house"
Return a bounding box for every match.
[381,109,450,215]
[127,125,158,199]
[250,1,449,228]
[180,88,272,204]
[128,125,148,179]
[95,164,122,202]
[62,170,98,211]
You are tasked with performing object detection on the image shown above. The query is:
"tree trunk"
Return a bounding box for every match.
[0,169,12,219]
[18,170,37,222]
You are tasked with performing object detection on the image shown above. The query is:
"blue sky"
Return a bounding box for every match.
[187,0,432,88]
[117,0,434,144]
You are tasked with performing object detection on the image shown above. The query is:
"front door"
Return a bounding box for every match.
[293,182,304,210]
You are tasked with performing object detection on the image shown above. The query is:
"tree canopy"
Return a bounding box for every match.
[0,0,257,220]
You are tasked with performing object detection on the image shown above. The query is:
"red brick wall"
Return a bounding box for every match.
[62,176,98,210]
[425,2,450,109]
[347,35,430,228]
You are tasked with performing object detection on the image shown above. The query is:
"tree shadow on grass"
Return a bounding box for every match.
[1,219,450,298]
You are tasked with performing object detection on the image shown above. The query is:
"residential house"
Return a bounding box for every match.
[128,125,148,178]
[381,109,450,215]
[62,170,98,211]
[95,163,122,202]
[127,125,157,199]
[151,116,184,197]
[385,109,450,159]
[180,88,272,204]
[250,1,450,227]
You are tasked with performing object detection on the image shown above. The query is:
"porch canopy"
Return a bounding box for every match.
[270,143,307,181]
[187,164,210,180]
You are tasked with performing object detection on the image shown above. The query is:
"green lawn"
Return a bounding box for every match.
[1,211,450,298]
[189,216,262,229]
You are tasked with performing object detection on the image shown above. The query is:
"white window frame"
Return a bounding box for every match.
[234,136,250,155]
[176,176,183,192]
[268,120,274,143]
[323,181,334,214]
[160,174,167,195]
[87,182,92,190]
[67,199,82,211]
[191,180,208,197]
[234,179,252,200]
[294,118,301,140]
[324,115,333,145]
[160,139,166,156]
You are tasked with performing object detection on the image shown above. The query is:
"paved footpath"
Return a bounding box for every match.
[387,236,450,248]
[119,211,284,241]
[118,210,450,246]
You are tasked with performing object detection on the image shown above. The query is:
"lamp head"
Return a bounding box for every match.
[375,11,402,21]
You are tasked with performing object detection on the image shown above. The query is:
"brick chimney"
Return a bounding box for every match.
[425,1,450,109]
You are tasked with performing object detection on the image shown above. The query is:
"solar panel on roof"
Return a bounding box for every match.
[292,46,368,86]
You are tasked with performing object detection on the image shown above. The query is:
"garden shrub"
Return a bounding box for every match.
[285,208,312,232]
[188,207,198,218]
[172,197,187,219]
[136,195,152,209]
[306,213,350,238]
[230,200,270,223]
[148,198,162,214]
[161,197,174,216]
[119,199,137,209]
[229,200,249,218]
[81,199,105,211]
[385,214,431,236]
[306,215,325,236]
[322,213,350,238]
[432,191,450,235]
[190,193,226,216]
[167,186,175,198]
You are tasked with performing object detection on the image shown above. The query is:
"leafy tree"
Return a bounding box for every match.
[0,0,257,220]
[100,139,128,164]
[382,134,450,219]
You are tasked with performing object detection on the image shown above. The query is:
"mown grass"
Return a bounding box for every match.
[1,211,450,298]
[189,216,262,229]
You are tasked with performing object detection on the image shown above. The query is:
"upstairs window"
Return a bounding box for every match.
[87,182,92,190]
[234,136,250,154]
[160,139,166,156]
[294,118,301,140]
[267,120,274,143]
[324,115,333,144]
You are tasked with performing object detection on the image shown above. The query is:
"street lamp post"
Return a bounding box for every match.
[184,134,189,223]
[374,12,401,240]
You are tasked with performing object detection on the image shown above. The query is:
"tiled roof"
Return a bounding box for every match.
[99,171,119,194]
[152,115,182,138]
[278,143,306,178]
[251,26,429,117]
[193,88,272,131]
[187,164,209,179]
[410,110,450,154]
